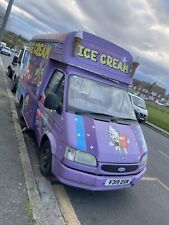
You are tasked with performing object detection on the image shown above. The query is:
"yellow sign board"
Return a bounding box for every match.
[28,42,51,59]
[77,45,129,74]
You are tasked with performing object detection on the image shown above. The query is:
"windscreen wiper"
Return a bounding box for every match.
[73,111,136,124]
[118,118,137,121]
[74,111,117,122]
[115,117,137,125]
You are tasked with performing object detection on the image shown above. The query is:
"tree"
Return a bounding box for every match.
[2,30,28,49]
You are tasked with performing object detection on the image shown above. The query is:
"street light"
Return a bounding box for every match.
[147,82,156,99]
[0,0,14,42]
[131,61,140,78]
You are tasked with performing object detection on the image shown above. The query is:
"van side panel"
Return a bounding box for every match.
[21,45,51,129]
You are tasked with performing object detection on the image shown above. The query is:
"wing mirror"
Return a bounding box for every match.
[44,93,61,111]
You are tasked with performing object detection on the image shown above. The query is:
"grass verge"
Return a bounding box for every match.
[25,202,36,225]
[147,102,169,132]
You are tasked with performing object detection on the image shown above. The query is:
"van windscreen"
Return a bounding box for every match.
[67,75,136,120]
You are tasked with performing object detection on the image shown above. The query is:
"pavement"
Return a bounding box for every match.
[0,61,65,225]
[0,66,31,224]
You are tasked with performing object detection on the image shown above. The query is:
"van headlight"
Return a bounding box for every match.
[65,146,97,167]
[140,154,148,167]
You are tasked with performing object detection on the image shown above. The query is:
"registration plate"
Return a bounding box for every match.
[105,178,131,186]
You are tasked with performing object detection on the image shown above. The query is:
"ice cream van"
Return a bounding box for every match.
[16,31,148,191]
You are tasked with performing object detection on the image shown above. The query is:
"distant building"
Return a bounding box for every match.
[165,94,169,106]
[132,79,166,102]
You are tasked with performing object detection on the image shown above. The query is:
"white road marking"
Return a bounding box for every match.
[158,150,169,159]
[141,176,156,181]
[142,176,169,191]
[156,178,169,192]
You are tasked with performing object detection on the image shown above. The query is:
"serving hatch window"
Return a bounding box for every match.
[67,75,136,120]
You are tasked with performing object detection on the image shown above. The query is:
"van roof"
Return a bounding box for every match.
[30,31,133,87]
[32,32,68,42]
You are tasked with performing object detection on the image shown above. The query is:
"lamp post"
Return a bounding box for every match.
[131,61,140,78]
[0,0,14,42]
[147,82,156,99]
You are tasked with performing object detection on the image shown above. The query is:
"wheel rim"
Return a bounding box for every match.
[41,147,51,169]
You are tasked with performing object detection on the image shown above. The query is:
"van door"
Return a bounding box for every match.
[35,69,65,147]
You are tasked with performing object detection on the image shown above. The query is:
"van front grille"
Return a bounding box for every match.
[101,164,138,173]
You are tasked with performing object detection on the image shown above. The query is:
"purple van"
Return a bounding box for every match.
[16,31,148,191]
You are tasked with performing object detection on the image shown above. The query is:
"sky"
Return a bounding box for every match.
[0,0,169,94]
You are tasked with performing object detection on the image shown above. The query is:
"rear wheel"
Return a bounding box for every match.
[40,141,52,177]
[18,97,23,119]
[18,97,27,129]
[11,78,17,93]
[11,76,19,93]
[7,65,14,79]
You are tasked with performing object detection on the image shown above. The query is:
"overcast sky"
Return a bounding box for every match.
[1,0,169,94]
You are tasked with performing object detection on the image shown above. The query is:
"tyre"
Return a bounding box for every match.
[11,83,17,93]
[11,76,19,94]
[18,97,23,118]
[7,65,14,79]
[40,141,52,177]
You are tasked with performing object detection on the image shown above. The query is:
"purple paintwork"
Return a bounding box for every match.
[18,31,148,191]
[65,112,147,163]
[52,156,146,191]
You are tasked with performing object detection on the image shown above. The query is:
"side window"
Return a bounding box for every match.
[45,70,65,114]
[46,70,64,96]
[18,49,24,63]
[22,50,28,64]
[21,51,31,80]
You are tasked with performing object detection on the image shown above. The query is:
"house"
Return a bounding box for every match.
[132,79,166,102]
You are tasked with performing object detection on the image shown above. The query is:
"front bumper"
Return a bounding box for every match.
[52,158,146,191]
[136,112,148,121]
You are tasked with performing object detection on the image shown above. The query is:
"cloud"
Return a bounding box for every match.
[0,0,169,93]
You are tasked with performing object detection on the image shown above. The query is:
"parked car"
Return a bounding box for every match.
[7,47,28,93]
[0,46,11,56]
[0,41,7,51]
[155,101,165,107]
[129,92,148,122]
[11,48,17,53]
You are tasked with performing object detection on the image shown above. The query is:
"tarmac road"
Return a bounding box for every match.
[63,124,169,225]
[1,54,169,225]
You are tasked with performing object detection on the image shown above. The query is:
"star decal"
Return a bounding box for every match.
[109,141,114,146]
[122,56,127,64]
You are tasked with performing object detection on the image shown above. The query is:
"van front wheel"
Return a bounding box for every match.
[40,141,52,177]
